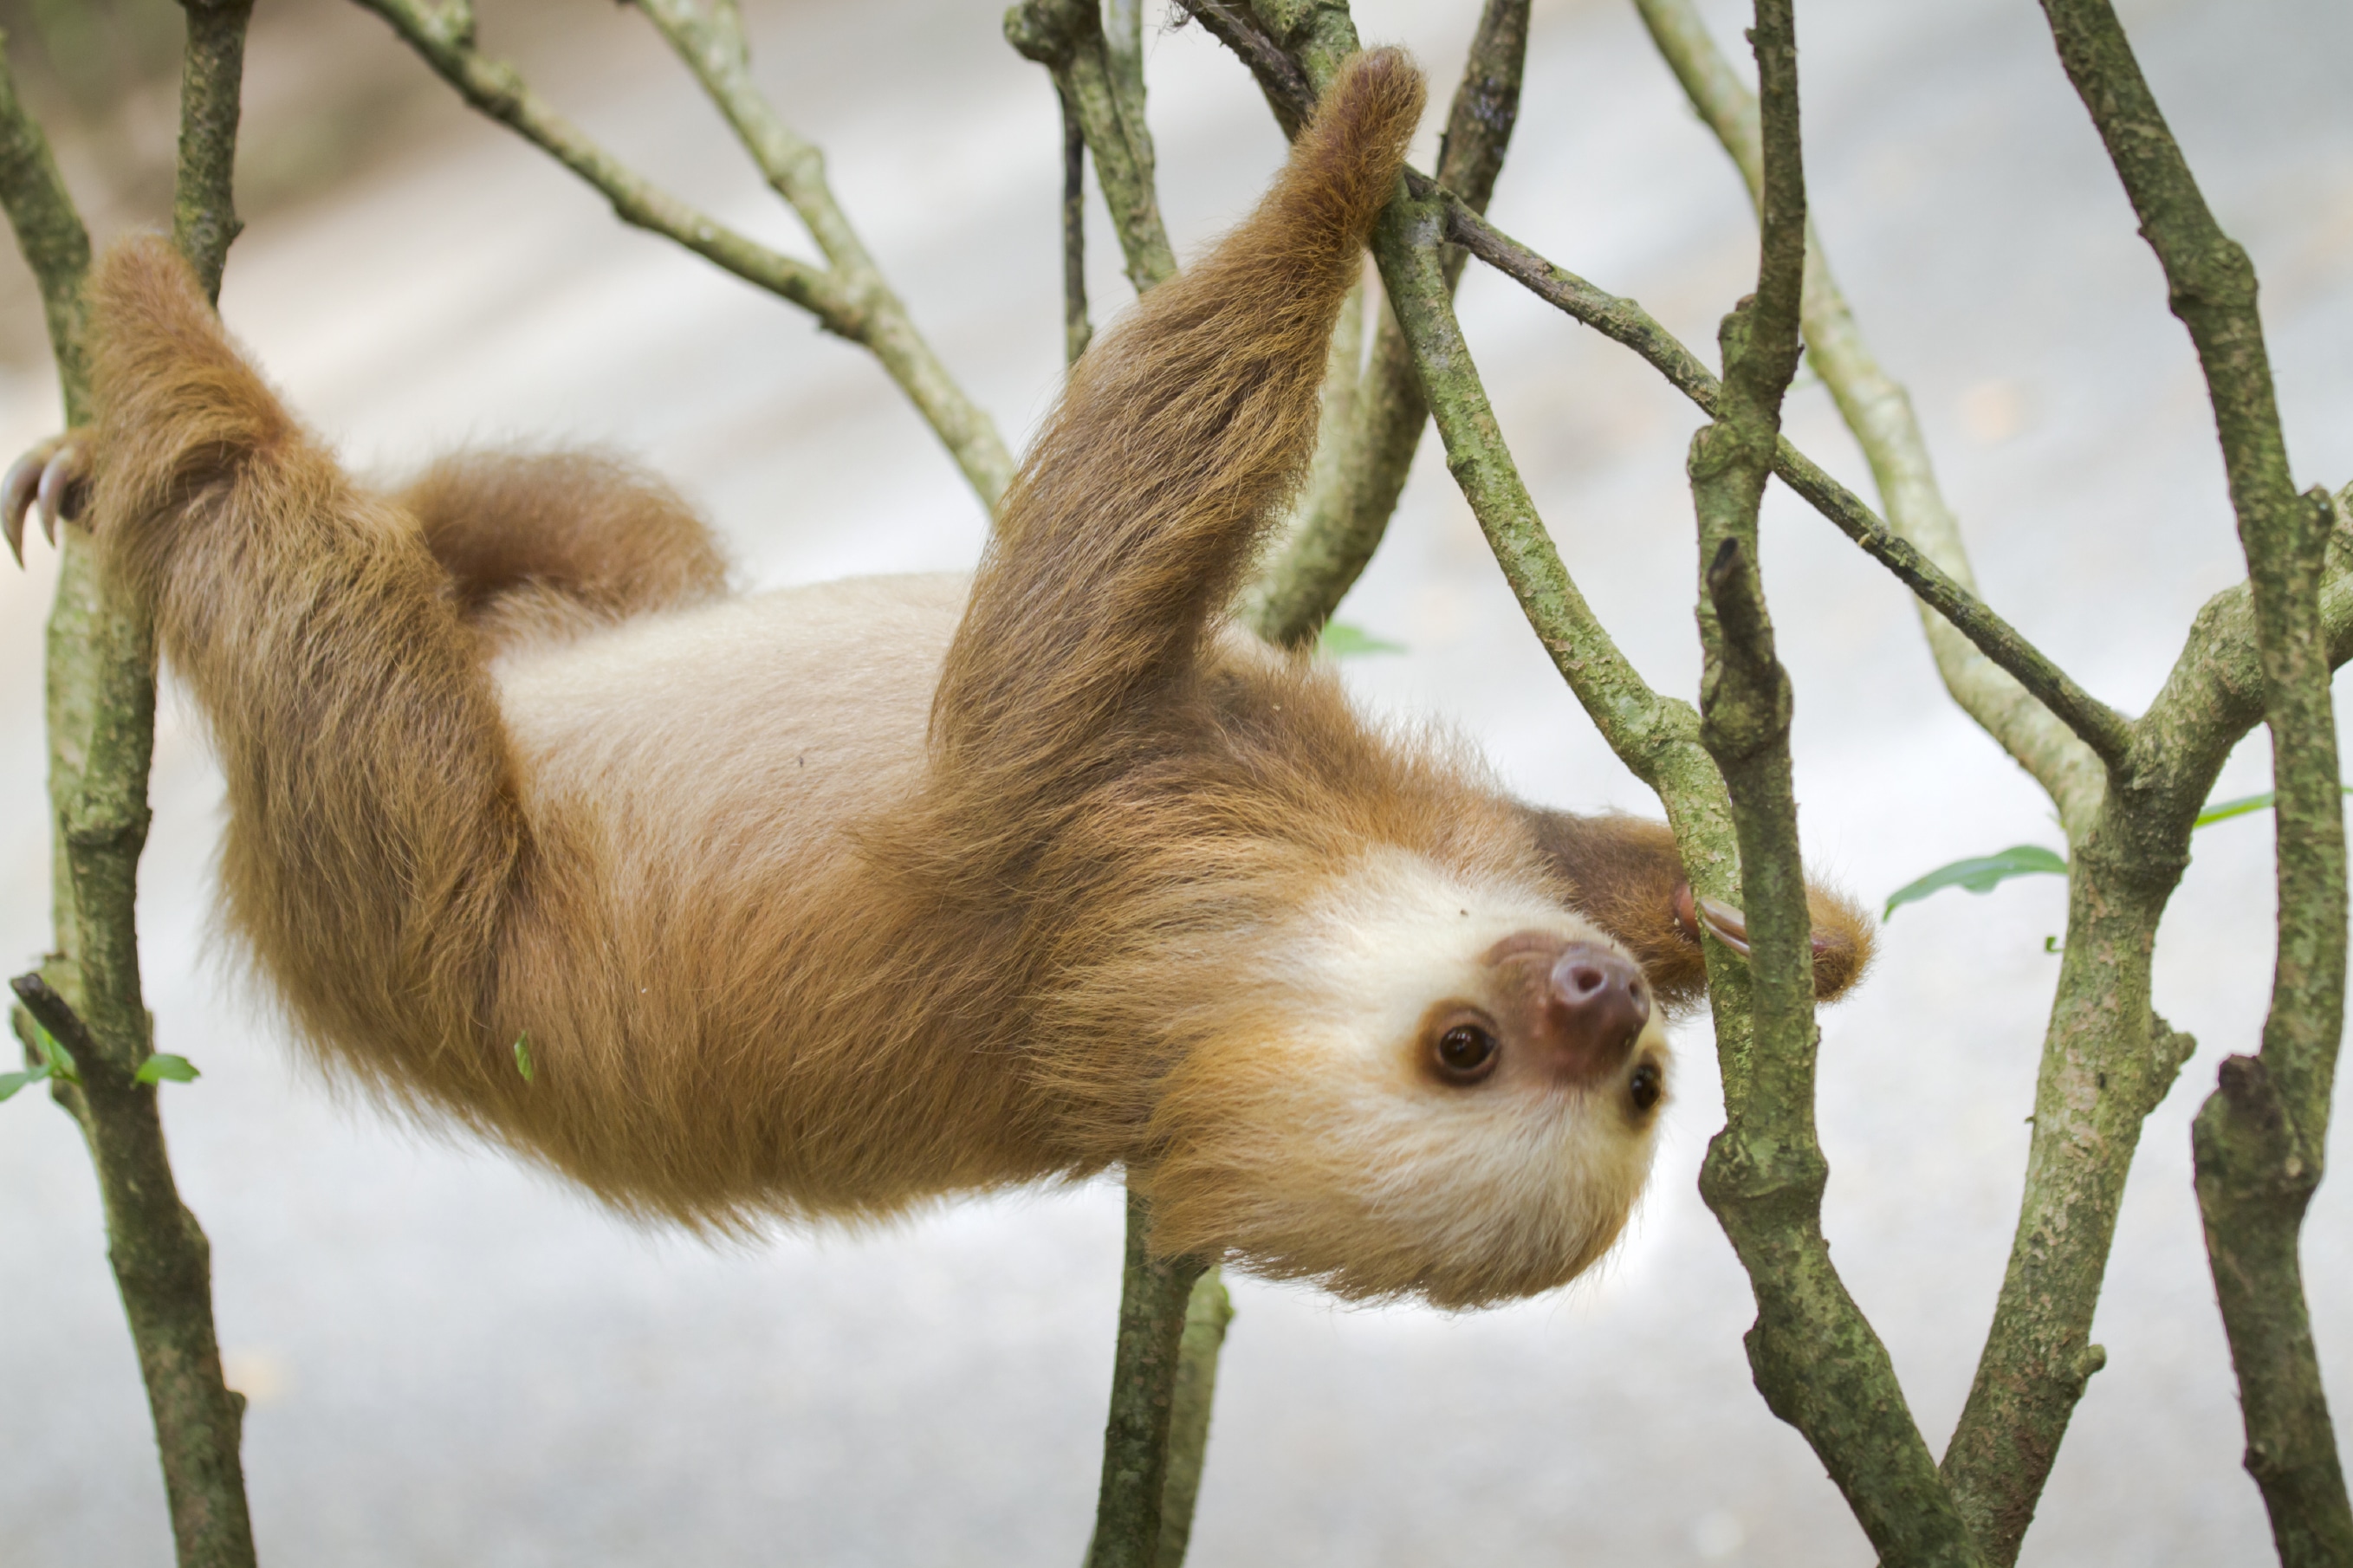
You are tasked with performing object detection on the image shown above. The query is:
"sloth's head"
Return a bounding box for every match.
[1138,846,1670,1310]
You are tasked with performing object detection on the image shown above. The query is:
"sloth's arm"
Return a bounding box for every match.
[929,52,1424,801]
[1520,807,1875,1008]
[79,234,528,1101]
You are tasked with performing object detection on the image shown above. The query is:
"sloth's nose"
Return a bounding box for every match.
[1545,943,1650,1084]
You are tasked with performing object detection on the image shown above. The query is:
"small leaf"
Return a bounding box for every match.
[2044,935,2061,954]
[513,1032,535,1084]
[1318,621,1406,659]
[29,1024,77,1085]
[1883,844,2068,921]
[2193,786,2353,830]
[133,1053,199,1085]
[0,1063,50,1103]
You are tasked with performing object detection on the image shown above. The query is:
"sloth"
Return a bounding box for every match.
[11,49,1868,1309]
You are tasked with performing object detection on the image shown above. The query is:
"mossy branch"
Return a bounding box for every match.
[352,0,1013,512]
[1084,1189,1210,1568]
[1630,0,2105,820]
[1684,10,1982,1562]
[1005,0,1176,294]
[1240,0,1529,646]
[0,10,259,1565]
[1178,0,2132,776]
[2032,3,2353,1560]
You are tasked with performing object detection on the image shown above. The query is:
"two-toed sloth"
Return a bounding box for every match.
[22,50,1869,1309]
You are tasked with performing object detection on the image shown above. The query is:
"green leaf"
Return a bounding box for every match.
[29,1023,76,1085]
[1318,621,1405,659]
[0,1063,50,1103]
[1883,844,2069,921]
[513,1032,535,1084]
[2193,786,2353,830]
[133,1053,199,1085]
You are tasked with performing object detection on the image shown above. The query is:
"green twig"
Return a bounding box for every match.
[1006,0,1176,294]
[1240,0,1529,646]
[1085,1189,1209,1568]
[1153,1268,1233,1568]
[352,0,1011,512]
[631,0,1013,509]
[1630,0,2104,821]
[0,15,261,1564]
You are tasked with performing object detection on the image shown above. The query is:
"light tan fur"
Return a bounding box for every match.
[79,52,1869,1308]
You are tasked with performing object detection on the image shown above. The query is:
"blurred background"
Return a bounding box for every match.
[2,0,2350,1562]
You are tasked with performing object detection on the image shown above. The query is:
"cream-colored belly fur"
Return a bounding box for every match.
[492,572,967,859]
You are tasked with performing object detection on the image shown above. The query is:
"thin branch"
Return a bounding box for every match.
[1630,0,2103,823]
[1085,1190,1209,1568]
[1241,0,1530,647]
[2033,3,2353,1560]
[1153,1269,1233,1568]
[0,11,262,1564]
[351,0,1012,511]
[1060,82,1093,365]
[1438,201,2134,776]
[1177,0,2134,774]
[1006,0,1176,293]
[0,36,91,424]
[631,0,1013,509]
[1682,9,1983,1561]
[172,0,249,305]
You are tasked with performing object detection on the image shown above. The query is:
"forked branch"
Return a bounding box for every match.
[1175,0,2132,776]
[353,0,1014,510]
[2036,3,2352,1561]
[1629,0,2107,820]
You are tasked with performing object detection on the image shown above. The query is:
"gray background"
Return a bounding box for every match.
[4,0,2352,1562]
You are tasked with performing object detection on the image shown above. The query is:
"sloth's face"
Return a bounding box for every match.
[1142,847,1671,1309]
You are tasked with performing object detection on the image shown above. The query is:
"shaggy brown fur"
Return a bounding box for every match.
[75,51,1870,1308]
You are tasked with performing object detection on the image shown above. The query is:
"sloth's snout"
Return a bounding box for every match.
[1544,943,1650,1084]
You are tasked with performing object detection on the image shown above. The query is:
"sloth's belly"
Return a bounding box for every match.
[492,571,969,871]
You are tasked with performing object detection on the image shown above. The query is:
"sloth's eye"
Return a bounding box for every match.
[1628,1061,1663,1113]
[1434,1023,1500,1083]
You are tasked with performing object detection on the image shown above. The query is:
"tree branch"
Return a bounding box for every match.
[1176,0,2133,774]
[632,0,1013,509]
[1682,10,1983,1561]
[1005,0,1176,294]
[1630,0,2104,822]
[0,12,262,1565]
[1439,200,2134,778]
[1240,0,1529,647]
[2032,4,2353,1560]
[1059,81,1094,366]
[351,0,1012,512]
[1085,1190,1209,1568]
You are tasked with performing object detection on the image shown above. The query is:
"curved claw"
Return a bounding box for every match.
[1671,882,1834,962]
[3,452,40,566]
[3,432,88,566]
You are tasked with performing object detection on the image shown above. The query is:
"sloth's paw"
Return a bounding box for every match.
[1673,881,1874,1001]
[4,431,89,566]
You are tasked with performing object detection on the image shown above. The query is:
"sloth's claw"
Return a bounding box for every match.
[3,432,88,565]
[1672,881,1836,962]
[1695,895,1751,956]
